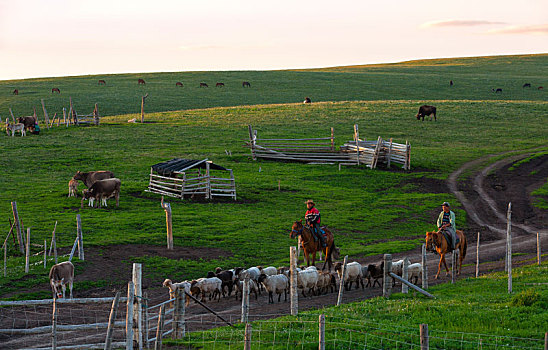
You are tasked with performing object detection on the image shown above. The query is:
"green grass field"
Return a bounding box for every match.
[0,54,547,301]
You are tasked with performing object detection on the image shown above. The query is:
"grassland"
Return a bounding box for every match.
[165,262,548,349]
[0,54,547,300]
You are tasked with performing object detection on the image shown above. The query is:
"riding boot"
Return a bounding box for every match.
[315,226,327,248]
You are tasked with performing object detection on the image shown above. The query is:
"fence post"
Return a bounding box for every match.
[52,298,58,350]
[241,276,250,323]
[127,281,135,350]
[290,246,298,316]
[422,244,428,289]
[104,291,121,350]
[143,292,149,349]
[69,236,78,262]
[337,255,348,306]
[11,202,24,253]
[133,263,143,349]
[44,240,47,268]
[476,232,480,277]
[25,228,30,273]
[420,324,429,350]
[330,127,335,151]
[383,254,392,298]
[173,289,185,338]
[544,332,547,350]
[402,257,409,294]
[451,250,457,284]
[244,323,252,350]
[319,314,325,350]
[41,99,49,127]
[76,214,84,261]
[160,197,173,250]
[141,94,148,123]
[3,243,6,277]
[506,203,512,293]
[538,232,541,266]
[154,305,165,350]
[354,124,360,165]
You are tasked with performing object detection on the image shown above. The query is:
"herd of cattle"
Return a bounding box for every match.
[4,115,40,137]
[160,259,423,305]
[69,170,121,208]
[10,79,253,95]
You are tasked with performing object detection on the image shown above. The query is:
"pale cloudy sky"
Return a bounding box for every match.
[0,0,546,80]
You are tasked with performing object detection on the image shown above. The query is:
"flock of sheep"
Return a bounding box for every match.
[162,258,423,306]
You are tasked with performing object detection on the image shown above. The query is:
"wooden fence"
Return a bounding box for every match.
[246,125,411,169]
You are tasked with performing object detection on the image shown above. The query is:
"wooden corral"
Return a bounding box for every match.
[146,158,236,200]
[69,98,100,126]
[246,125,411,169]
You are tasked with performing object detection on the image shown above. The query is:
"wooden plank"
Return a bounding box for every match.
[390,273,435,298]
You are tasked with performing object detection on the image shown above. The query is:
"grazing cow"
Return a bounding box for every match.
[72,170,115,188]
[199,83,208,88]
[81,178,121,208]
[216,82,224,88]
[68,179,78,197]
[416,105,437,121]
[13,89,19,95]
[539,86,544,90]
[176,82,183,87]
[303,97,311,104]
[98,80,106,85]
[5,118,26,137]
[51,88,60,93]
[17,116,37,131]
[523,83,531,88]
[493,88,503,93]
[449,80,453,86]
[242,81,251,88]
[138,79,146,85]
[49,261,74,299]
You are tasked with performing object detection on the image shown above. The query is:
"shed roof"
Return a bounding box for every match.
[151,158,228,175]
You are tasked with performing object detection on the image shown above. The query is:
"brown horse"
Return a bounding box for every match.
[98,80,106,85]
[242,81,251,87]
[425,230,467,279]
[290,220,339,270]
[199,82,208,88]
[13,89,18,95]
[216,82,224,88]
[176,82,183,87]
[51,88,60,93]
[138,79,146,85]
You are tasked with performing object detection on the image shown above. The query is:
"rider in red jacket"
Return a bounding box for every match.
[305,200,326,247]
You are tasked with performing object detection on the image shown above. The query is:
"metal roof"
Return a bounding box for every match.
[151,158,228,175]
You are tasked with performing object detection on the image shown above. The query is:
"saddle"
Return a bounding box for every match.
[440,230,458,250]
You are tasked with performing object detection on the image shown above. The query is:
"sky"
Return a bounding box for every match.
[0,0,546,80]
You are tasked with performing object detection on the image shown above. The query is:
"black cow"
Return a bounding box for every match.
[523,83,531,88]
[416,105,437,121]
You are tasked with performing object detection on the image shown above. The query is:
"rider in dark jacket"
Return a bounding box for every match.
[305,200,326,247]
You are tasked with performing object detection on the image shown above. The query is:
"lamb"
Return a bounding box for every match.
[315,270,337,294]
[234,278,259,300]
[5,118,26,137]
[334,261,363,291]
[68,179,78,198]
[190,277,222,302]
[367,263,383,288]
[407,263,423,284]
[361,264,371,288]
[237,266,262,292]
[162,279,191,306]
[258,266,277,276]
[211,268,234,297]
[297,267,318,297]
[258,273,289,303]
[390,259,404,286]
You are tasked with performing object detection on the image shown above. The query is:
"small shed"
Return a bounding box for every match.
[146,158,236,200]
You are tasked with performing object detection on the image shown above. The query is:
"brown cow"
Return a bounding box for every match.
[17,116,37,131]
[13,89,19,95]
[539,86,544,90]
[138,79,146,85]
[81,178,121,208]
[216,82,224,88]
[50,261,74,299]
[176,82,183,87]
[416,105,437,121]
[242,81,251,87]
[98,80,106,85]
[52,88,60,93]
[199,82,208,88]
[72,170,115,188]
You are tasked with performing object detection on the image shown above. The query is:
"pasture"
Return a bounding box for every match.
[0,53,547,305]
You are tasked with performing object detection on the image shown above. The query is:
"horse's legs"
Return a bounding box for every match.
[311,251,317,267]
[442,254,450,275]
[435,254,444,279]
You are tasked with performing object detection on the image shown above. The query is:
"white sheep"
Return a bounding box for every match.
[297,267,318,297]
[162,279,191,306]
[258,266,278,276]
[334,261,363,291]
[407,263,423,284]
[234,279,259,300]
[315,270,337,294]
[361,264,372,287]
[190,277,222,302]
[258,273,289,303]
[390,259,404,286]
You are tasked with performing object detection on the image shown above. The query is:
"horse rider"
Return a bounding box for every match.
[305,200,326,248]
[437,202,457,250]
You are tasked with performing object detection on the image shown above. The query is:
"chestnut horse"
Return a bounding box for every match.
[13,89,18,95]
[138,79,146,85]
[51,88,60,93]
[425,230,467,279]
[290,220,339,270]
[176,82,183,87]
[98,80,106,85]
